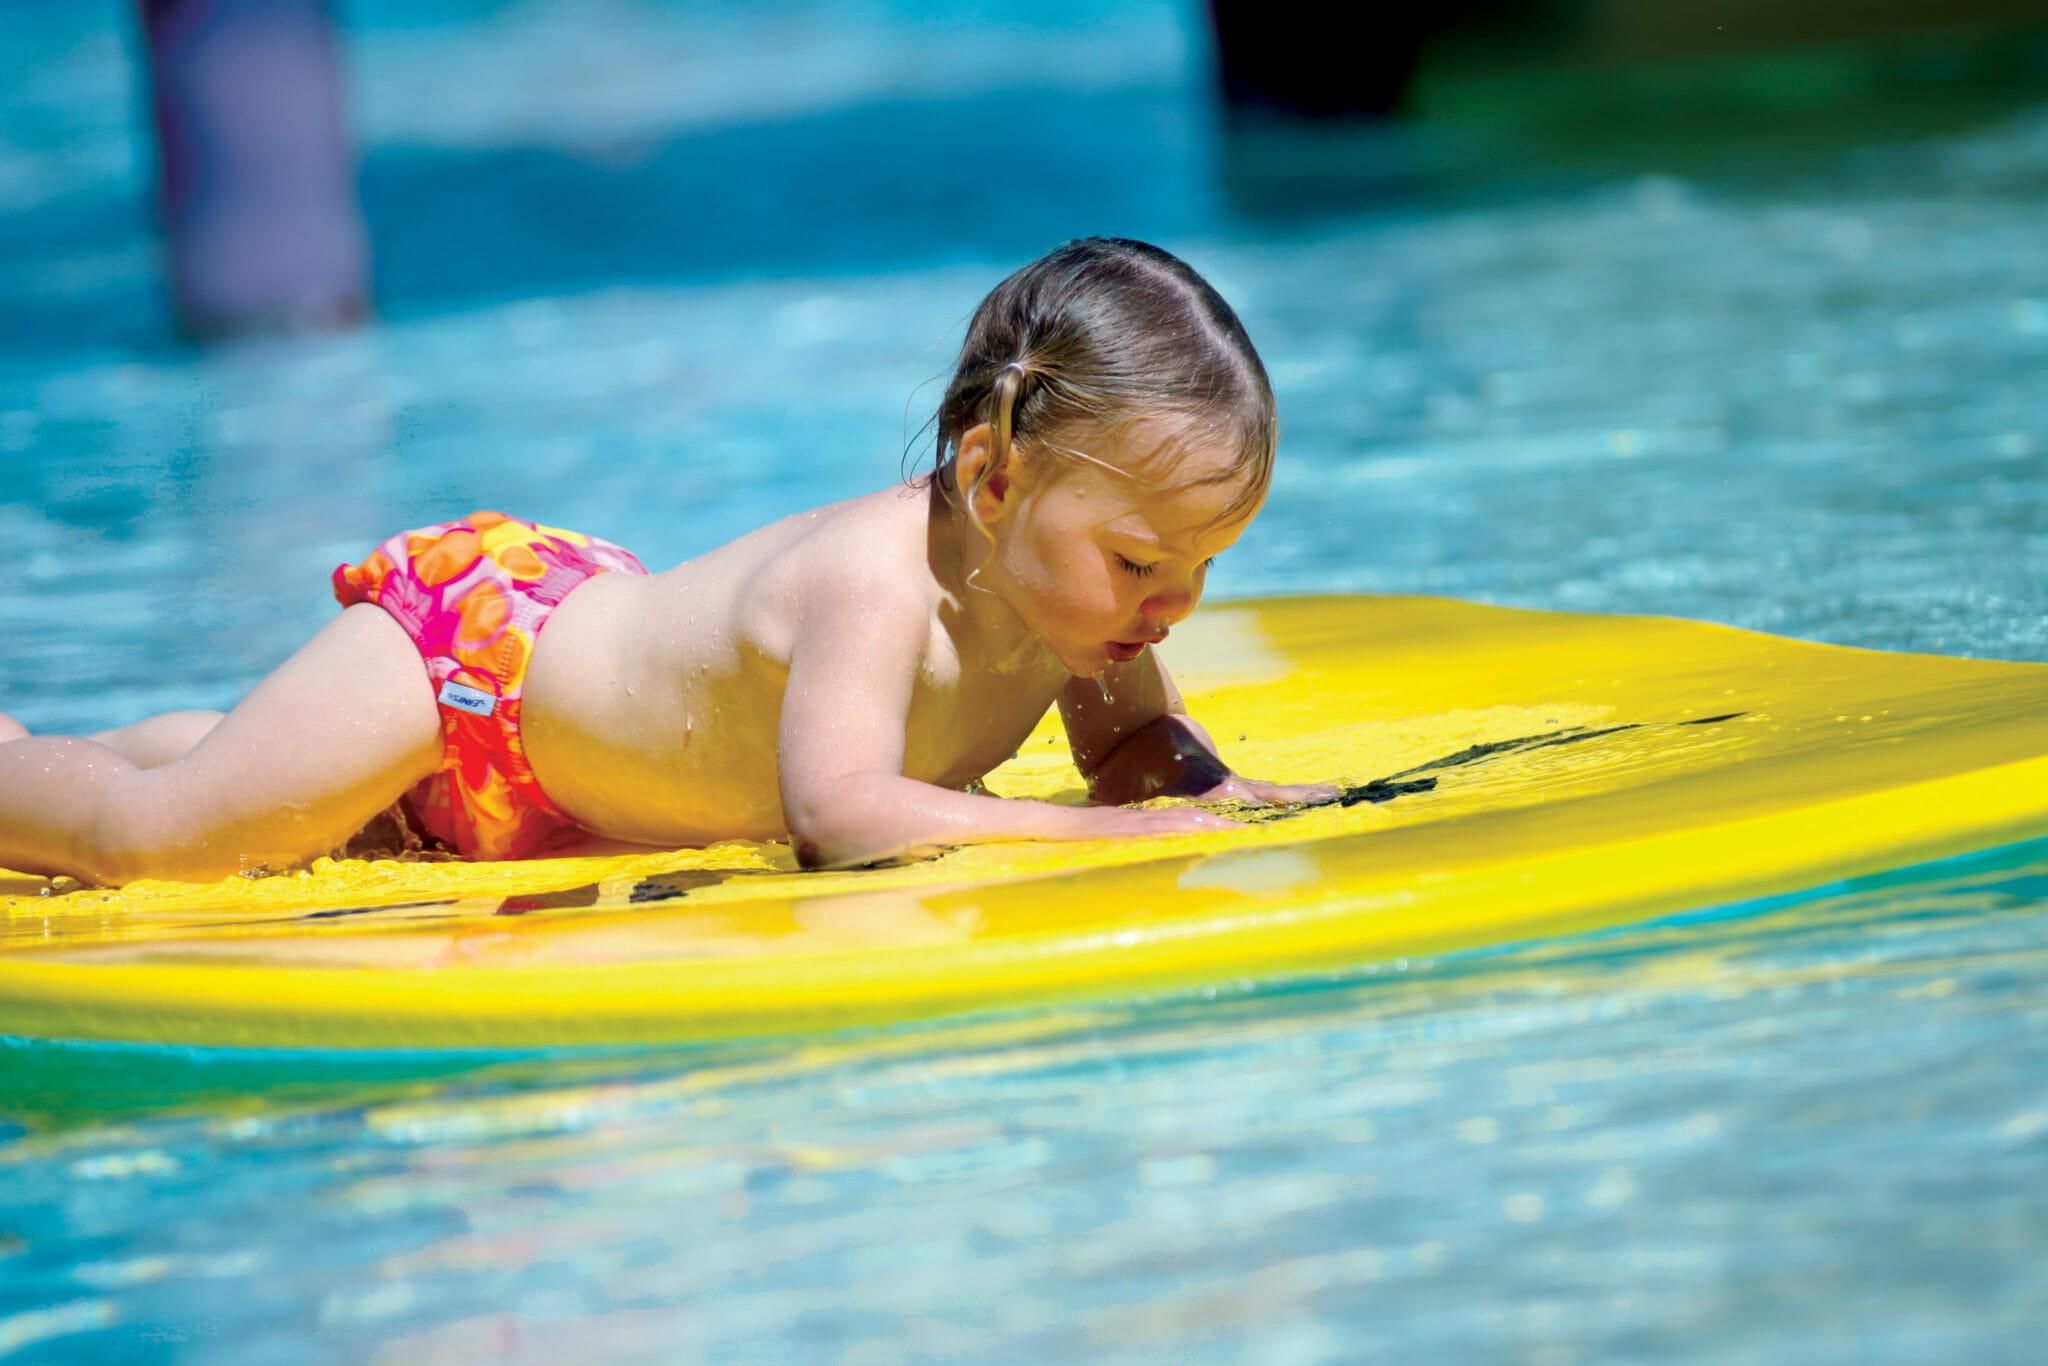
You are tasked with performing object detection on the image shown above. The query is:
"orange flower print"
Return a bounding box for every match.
[414,529,483,587]
[479,520,551,580]
[454,580,511,651]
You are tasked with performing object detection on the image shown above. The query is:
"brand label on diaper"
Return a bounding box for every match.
[437,680,498,717]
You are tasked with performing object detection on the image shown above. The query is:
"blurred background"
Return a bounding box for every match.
[3,0,2045,735]
[5,3,2048,1360]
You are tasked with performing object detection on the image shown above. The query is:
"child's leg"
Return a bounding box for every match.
[1,711,224,767]
[0,605,443,884]
[90,711,226,768]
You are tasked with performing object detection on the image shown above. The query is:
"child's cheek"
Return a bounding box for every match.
[1002,535,1058,600]
[1013,524,1091,615]
[1047,540,1111,618]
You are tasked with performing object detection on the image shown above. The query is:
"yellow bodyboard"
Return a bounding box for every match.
[3,595,2045,1050]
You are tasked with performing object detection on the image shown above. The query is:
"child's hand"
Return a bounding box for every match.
[1091,805,1244,838]
[1079,712,1339,810]
[1182,776,1342,808]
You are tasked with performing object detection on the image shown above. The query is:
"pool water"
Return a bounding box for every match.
[3,1,2047,1358]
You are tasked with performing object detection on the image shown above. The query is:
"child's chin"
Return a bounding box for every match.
[1049,644,1106,678]
[1062,645,1124,679]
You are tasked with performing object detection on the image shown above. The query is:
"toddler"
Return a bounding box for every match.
[0,238,1332,885]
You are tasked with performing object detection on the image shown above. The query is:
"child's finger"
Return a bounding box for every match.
[1229,780,1339,807]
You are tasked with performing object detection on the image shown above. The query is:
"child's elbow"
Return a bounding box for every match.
[792,836,864,872]
[788,824,895,871]
[787,821,841,871]
[783,781,890,871]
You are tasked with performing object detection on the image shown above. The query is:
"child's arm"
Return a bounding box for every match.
[1057,647,1337,808]
[777,580,1235,870]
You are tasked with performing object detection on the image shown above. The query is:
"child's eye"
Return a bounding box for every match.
[1115,554,1157,578]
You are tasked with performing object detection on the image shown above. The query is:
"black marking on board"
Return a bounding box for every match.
[297,899,456,921]
[1338,777,1439,807]
[629,869,747,904]
[1260,711,1747,823]
[1385,723,1647,781]
[496,883,602,916]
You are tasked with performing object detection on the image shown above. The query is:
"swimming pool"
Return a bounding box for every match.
[3,2,2046,1358]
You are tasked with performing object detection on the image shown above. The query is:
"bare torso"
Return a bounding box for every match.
[520,483,1070,845]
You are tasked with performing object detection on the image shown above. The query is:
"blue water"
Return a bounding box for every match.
[3,1,2048,1358]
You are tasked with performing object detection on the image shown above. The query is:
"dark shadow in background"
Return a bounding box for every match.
[1213,8,2048,220]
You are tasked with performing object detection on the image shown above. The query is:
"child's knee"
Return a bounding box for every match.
[91,770,368,883]
[92,710,226,769]
[81,789,166,885]
[84,779,241,884]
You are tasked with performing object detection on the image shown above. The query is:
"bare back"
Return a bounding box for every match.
[520,484,1069,846]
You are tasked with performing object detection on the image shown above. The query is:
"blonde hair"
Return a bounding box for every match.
[931,238,1278,530]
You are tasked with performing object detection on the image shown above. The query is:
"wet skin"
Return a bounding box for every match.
[0,420,1331,883]
[521,418,1332,866]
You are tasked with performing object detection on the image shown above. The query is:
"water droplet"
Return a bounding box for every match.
[1096,677,1112,704]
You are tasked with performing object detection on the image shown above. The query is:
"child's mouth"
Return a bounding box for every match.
[1104,641,1148,663]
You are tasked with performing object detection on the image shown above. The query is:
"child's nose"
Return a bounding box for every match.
[1143,584,1199,625]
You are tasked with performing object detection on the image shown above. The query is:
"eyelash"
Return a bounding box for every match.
[1116,555,1217,578]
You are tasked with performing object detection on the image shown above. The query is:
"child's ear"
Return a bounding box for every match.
[957,423,1018,525]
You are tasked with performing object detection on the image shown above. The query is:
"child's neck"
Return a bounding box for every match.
[925,477,1051,677]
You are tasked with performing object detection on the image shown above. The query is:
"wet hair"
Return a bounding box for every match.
[929,237,1277,530]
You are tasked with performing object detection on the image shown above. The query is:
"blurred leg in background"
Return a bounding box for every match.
[139,0,370,337]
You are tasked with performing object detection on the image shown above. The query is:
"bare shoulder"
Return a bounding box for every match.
[750,487,921,601]
[720,484,939,663]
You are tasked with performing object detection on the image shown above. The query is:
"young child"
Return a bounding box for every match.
[0,238,1333,885]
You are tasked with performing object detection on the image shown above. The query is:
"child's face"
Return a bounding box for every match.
[976,417,1263,677]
